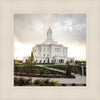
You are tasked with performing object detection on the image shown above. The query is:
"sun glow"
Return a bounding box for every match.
[68,45,86,60]
[14,42,33,60]
[14,41,86,61]
[14,14,86,61]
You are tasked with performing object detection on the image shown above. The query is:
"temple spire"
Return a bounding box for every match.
[47,27,52,32]
[42,27,57,45]
[47,27,53,40]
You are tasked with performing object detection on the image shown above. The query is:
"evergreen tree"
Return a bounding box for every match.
[66,62,71,76]
[30,51,34,65]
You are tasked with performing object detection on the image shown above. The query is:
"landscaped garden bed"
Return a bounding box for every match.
[14,77,86,86]
[14,64,75,78]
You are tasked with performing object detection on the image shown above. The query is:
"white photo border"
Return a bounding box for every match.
[0,0,100,100]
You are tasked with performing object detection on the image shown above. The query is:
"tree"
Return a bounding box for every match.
[66,61,70,65]
[66,61,72,76]
[30,51,34,64]
[24,51,36,65]
[66,66,71,76]
[30,51,36,73]
[25,59,28,64]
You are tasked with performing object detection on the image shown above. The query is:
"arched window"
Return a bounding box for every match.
[59,59,64,63]
[39,60,41,63]
[47,54,49,57]
[47,48,49,52]
[44,48,45,52]
[55,48,60,52]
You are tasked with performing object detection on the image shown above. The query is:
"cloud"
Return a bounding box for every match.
[14,14,86,45]
[14,14,86,60]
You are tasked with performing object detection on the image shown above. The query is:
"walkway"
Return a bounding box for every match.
[35,65,86,84]
[36,65,66,73]
[15,64,86,84]
[15,75,86,84]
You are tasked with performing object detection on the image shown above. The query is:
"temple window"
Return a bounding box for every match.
[47,54,49,57]
[55,48,60,52]
[44,48,45,52]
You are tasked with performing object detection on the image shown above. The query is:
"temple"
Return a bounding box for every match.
[32,27,74,64]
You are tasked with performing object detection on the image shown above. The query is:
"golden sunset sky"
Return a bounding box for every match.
[14,14,86,60]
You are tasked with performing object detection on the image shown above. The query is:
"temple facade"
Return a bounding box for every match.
[32,27,74,64]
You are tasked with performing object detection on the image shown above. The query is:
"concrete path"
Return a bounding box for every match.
[36,65,66,73]
[15,65,86,84]
[15,76,86,84]
[35,65,86,84]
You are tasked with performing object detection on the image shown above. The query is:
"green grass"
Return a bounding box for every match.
[35,65,67,73]
[14,63,33,67]
[14,64,52,71]
[35,66,63,74]
[14,63,67,71]
[14,63,25,66]
[46,65,66,70]
[35,66,49,70]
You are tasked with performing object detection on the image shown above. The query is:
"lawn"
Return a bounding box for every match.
[14,63,30,67]
[45,65,67,71]
[14,63,75,78]
[14,63,57,71]
[14,63,67,71]
[14,63,25,66]
[35,66,50,70]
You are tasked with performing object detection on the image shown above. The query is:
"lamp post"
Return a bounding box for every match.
[81,63,84,76]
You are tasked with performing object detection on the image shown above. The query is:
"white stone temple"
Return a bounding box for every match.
[32,27,74,64]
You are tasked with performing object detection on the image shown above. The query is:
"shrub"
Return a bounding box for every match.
[62,84,66,86]
[67,75,75,78]
[66,66,71,76]
[34,79,41,85]
[49,81,58,86]
[72,83,76,86]
[83,84,86,86]
[34,79,58,86]
[44,79,50,85]
[14,77,30,86]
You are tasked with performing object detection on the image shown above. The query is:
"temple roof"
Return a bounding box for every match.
[33,27,68,48]
[42,27,57,45]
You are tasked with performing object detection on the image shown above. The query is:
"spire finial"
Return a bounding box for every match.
[48,26,52,32]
